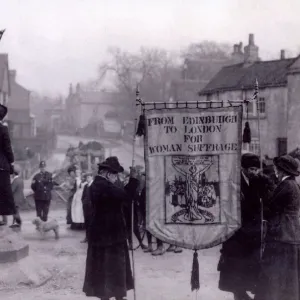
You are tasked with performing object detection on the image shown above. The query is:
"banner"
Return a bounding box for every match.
[145,106,243,250]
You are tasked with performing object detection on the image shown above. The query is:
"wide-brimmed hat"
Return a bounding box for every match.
[241,153,260,169]
[273,154,300,176]
[0,104,8,121]
[98,156,124,174]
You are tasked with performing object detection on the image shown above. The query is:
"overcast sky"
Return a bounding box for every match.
[0,0,299,96]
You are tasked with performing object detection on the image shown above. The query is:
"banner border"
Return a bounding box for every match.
[144,106,243,250]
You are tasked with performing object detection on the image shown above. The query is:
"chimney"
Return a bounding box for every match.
[238,42,243,53]
[76,83,81,94]
[9,70,16,81]
[232,44,238,53]
[244,33,259,64]
[280,49,285,60]
[69,83,73,95]
[231,43,244,63]
[249,33,254,45]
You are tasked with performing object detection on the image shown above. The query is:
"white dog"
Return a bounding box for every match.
[32,217,60,239]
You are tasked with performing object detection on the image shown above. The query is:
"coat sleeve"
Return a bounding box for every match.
[31,174,37,191]
[11,180,17,194]
[263,182,290,221]
[2,125,14,164]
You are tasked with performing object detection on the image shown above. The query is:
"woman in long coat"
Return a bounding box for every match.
[255,155,300,300]
[83,156,139,300]
[218,153,275,300]
[0,104,16,222]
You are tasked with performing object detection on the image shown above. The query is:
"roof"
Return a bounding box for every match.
[170,79,209,102]
[78,90,126,105]
[7,74,30,110]
[199,57,298,95]
[184,58,230,82]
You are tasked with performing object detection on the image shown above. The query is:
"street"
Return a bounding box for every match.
[2,135,232,300]
[1,209,231,300]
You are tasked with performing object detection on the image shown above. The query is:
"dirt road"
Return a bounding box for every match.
[1,209,232,300]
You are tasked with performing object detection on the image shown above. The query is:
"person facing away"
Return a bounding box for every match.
[0,103,17,223]
[218,153,275,300]
[10,164,24,228]
[83,156,139,300]
[81,172,94,243]
[255,154,300,300]
[31,160,56,222]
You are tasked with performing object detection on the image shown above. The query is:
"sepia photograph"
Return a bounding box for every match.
[1,0,300,299]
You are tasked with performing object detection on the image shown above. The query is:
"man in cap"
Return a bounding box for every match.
[31,161,56,222]
[218,153,275,300]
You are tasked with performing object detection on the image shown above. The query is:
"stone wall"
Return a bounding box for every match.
[199,86,288,157]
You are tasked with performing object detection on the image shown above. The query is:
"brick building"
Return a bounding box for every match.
[7,70,35,139]
[199,33,300,157]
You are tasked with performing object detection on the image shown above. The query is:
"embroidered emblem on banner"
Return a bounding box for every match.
[165,155,220,224]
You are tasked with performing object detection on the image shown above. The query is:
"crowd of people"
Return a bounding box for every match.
[2,100,300,300]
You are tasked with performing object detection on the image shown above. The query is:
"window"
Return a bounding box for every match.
[258,97,266,114]
[243,138,260,155]
[277,138,287,156]
[243,101,254,117]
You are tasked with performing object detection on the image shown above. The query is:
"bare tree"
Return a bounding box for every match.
[98,47,180,102]
[182,40,232,61]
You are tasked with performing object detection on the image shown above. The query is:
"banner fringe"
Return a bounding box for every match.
[191,250,200,291]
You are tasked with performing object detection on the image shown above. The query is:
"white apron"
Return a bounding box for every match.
[71,179,86,224]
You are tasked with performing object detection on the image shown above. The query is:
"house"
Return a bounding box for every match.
[0,54,10,107]
[199,33,300,157]
[169,56,231,102]
[7,70,35,139]
[64,83,128,136]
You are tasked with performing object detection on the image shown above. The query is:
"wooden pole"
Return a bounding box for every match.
[129,85,141,300]
[255,79,264,260]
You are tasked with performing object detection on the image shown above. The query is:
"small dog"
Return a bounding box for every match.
[32,217,60,239]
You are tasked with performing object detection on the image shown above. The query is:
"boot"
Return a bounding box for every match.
[143,244,153,253]
[152,246,165,256]
[140,243,148,250]
[174,246,183,253]
[166,244,176,252]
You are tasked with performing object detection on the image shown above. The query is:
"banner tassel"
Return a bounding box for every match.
[242,121,251,144]
[136,113,145,137]
[191,250,200,291]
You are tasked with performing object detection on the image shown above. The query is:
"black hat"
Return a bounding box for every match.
[241,153,260,169]
[67,165,77,174]
[39,161,46,168]
[98,156,124,174]
[273,154,300,176]
[0,104,8,121]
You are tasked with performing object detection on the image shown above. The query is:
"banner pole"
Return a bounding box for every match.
[255,79,264,261]
[129,85,141,300]
[136,99,249,107]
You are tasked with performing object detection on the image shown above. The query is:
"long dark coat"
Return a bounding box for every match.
[256,177,300,300]
[0,123,16,216]
[218,173,274,294]
[83,176,139,299]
